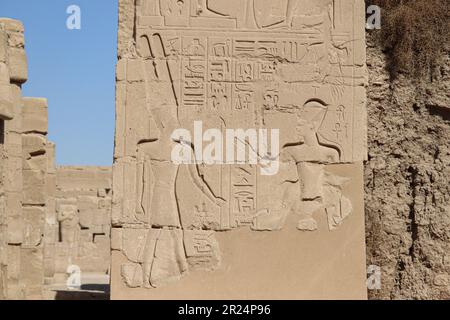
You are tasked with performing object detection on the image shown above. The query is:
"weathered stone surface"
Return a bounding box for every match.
[22,207,45,248]
[44,166,112,285]
[1,25,26,300]
[22,98,48,134]
[0,62,13,120]
[184,230,221,270]
[7,216,24,245]
[23,169,46,205]
[111,228,123,251]
[0,24,7,63]
[7,47,27,83]
[141,228,187,288]
[0,19,27,85]
[112,0,368,299]
[56,166,112,191]
[112,163,366,299]
[20,248,44,299]
[0,19,24,34]
[0,18,54,300]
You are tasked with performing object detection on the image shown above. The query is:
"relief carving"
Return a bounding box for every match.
[114,0,367,288]
[57,204,80,245]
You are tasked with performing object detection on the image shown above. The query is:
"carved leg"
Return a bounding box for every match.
[142,228,188,288]
[142,228,160,288]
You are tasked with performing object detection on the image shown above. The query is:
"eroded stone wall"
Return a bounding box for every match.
[0,18,28,300]
[0,18,12,301]
[0,18,51,300]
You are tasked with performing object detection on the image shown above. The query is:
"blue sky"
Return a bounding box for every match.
[2,1,118,165]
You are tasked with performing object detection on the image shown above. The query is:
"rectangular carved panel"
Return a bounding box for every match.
[113,0,367,299]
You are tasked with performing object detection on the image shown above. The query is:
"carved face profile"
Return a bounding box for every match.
[296,99,328,135]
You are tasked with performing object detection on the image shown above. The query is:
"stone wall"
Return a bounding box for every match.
[21,97,54,299]
[44,166,111,285]
[0,18,15,301]
[0,18,51,300]
[1,18,30,300]
[0,18,112,300]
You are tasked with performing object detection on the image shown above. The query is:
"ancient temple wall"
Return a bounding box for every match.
[43,143,57,288]
[0,18,28,300]
[0,19,113,299]
[112,0,368,299]
[0,20,10,301]
[45,166,112,284]
[21,97,52,299]
[0,18,59,300]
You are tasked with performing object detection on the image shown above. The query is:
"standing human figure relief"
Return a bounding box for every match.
[137,33,225,288]
[57,204,80,245]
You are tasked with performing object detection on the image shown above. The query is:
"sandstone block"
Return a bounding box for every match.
[7,217,24,245]
[22,98,48,134]
[20,248,43,299]
[0,27,7,63]
[0,19,24,33]
[22,207,45,248]
[7,47,27,84]
[23,169,46,205]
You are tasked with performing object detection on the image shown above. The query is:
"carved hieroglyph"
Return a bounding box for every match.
[113,0,367,292]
